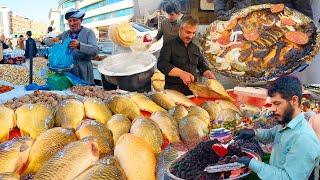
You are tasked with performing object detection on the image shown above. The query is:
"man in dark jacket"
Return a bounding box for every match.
[25,31,37,58]
[214,0,313,20]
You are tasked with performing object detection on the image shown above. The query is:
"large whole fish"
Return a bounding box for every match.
[108,96,141,121]
[55,99,85,129]
[150,111,181,143]
[114,134,156,180]
[16,104,54,138]
[74,156,126,180]
[107,114,131,144]
[0,137,33,174]
[130,117,163,154]
[33,137,99,180]
[151,92,176,110]
[188,106,211,127]
[164,89,195,107]
[168,105,188,123]
[23,127,77,174]
[83,98,112,124]
[76,120,113,156]
[0,106,15,142]
[129,93,166,113]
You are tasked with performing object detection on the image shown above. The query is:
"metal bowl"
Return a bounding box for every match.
[166,148,261,180]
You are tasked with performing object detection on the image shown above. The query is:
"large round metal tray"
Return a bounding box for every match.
[166,148,261,180]
[201,4,320,85]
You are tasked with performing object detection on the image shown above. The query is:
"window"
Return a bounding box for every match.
[82,7,133,24]
[63,0,75,9]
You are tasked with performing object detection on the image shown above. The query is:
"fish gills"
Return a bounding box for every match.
[34,137,99,180]
[55,99,85,129]
[150,111,181,143]
[24,127,77,174]
[83,98,112,125]
[107,114,131,144]
[114,134,156,180]
[0,137,33,174]
[0,106,15,142]
[130,117,163,154]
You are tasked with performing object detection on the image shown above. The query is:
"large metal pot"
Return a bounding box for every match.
[98,52,156,92]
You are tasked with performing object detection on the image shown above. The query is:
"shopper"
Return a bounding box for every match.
[25,31,37,59]
[16,35,25,50]
[302,101,317,121]
[236,76,320,180]
[45,8,98,84]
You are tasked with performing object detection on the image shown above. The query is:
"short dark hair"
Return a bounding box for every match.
[267,76,303,104]
[165,1,181,14]
[48,26,53,32]
[302,101,311,108]
[26,31,32,37]
[180,15,199,27]
[19,35,23,38]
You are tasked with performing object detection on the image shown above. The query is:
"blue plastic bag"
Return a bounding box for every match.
[48,38,73,69]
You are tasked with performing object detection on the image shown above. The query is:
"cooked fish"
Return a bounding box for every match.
[168,105,188,123]
[130,117,163,154]
[0,137,33,174]
[150,111,181,143]
[107,114,131,144]
[130,93,166,113]
[0,106,15,142]
[76,120,113,156]
[74,156,126,180]
[16,104,54,138]
[33,137,99,180]
[114,134,156,180]
[24,127,77,174]
[151,92,176,110]
[55,99,85,129]
[108,96,141,121]
[83,98,112,124]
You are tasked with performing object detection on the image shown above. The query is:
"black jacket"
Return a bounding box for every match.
[25,38,37,58]
[1,41,9,49]
[214,0,313,18]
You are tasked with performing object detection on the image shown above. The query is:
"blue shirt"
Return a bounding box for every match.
[249,113,320,180]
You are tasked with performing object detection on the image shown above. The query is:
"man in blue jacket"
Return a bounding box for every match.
[236,76,320,179]
[25,31,37,59]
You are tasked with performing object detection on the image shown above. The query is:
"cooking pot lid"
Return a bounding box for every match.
[98,52,156,76]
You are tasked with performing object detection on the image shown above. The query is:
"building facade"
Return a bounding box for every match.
[11,15,31,36]
[0,7,12,36]
[49,7,61,33]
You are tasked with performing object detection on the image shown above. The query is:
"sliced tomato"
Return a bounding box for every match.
[285,31,309,45]
[281,17,296,26]
[217,31,231,46]
[243,28,260,41]
[270,3,285,13]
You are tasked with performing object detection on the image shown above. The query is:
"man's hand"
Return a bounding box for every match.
[69,39,80,49]
[52,37,60,42]
[235,129,255,140]
[203,70,216,79]
[179,71,195,85]
[236,156,252,167]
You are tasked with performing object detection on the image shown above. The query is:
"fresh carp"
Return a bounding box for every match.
[83,98,112,124]
[168,105,188,123]
[55,99,85,129]
[108,96,141,121]
[201,101,219,121]
[130,117,163,154]
[0,106,15,142]
[239,104,261,117]
[188,106,211,127]
[150,111,181,143]
[76,120,113,156]
[129,93,166,113]
[106,114,131,144]
[164,89,195,107]
[0,137,33,174]
[16,104,54,138]
[213,100,240,113]
[34,137,99,180]
[178,115,209,148]
[24,127,77,174]
[0,173,20,180]
[151,92,176,110]
[74,156,126,180]
[114,134,156,180]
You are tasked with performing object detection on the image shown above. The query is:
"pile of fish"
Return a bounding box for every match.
[0,87,264,180]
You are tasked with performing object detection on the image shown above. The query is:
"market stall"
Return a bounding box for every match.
[0,3,319,180]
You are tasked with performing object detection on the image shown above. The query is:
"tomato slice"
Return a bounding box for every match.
[281,17,296,26]
[285,31,309,45]
[217,31,231,46]
[243,28,260,41]
[270,3,285,13]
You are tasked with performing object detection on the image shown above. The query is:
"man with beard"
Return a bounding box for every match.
[236,76,320,180]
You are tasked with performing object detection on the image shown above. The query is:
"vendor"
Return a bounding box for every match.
[45,8,98,84]
[0,35,9,63]
[236,76,320,180]
[157,15,215,95]
[214,0,313,20]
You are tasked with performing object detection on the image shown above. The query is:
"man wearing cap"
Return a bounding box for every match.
[46,8,98,84]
